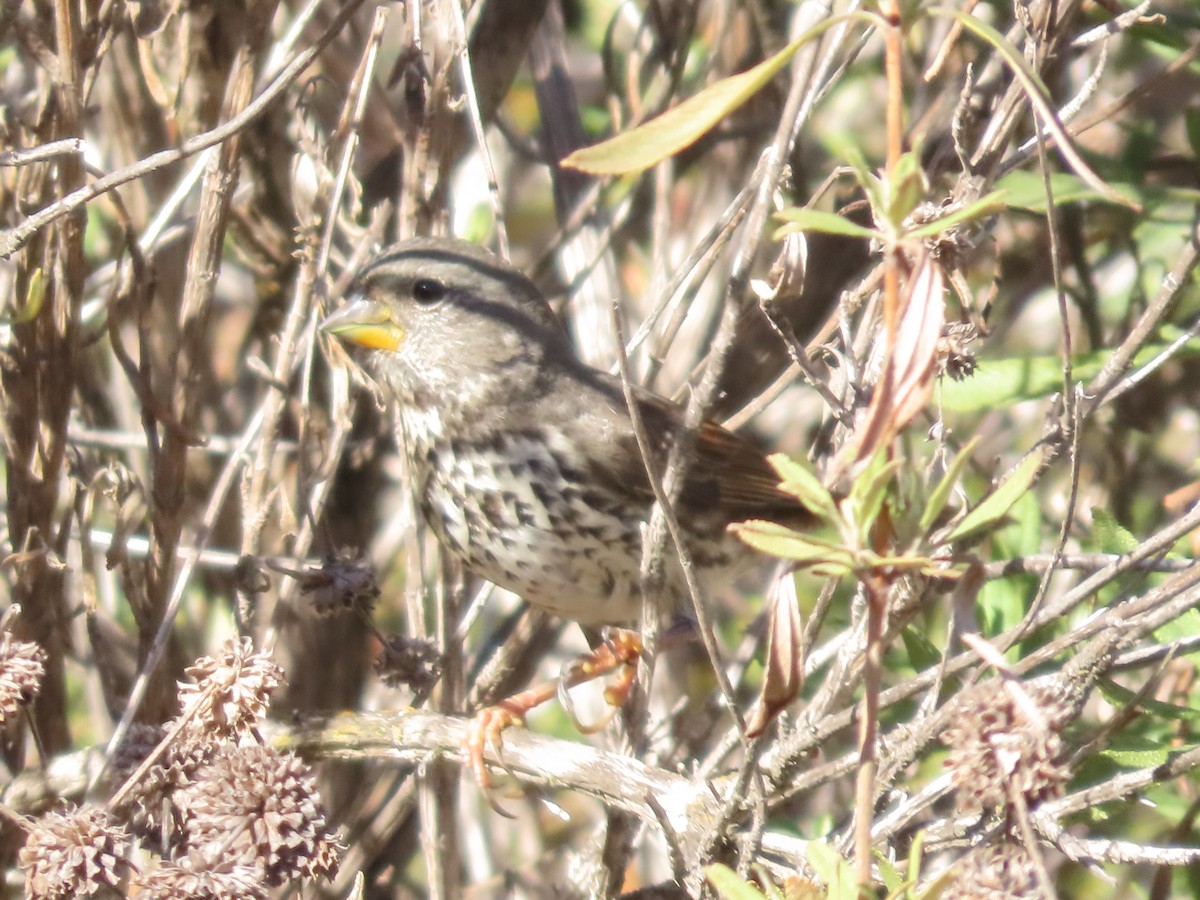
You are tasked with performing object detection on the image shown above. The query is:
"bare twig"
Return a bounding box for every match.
[0,0,366,259]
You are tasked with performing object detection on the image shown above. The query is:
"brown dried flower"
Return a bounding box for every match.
[135,850,267,900]
[176,743,340,885]
[298,547,380,616]
[177,638,283,739]
[0,635,47,726]
[943,841,1037,899]
[375,633,442,692]
[942,679,1072,814]
[109,723,213,851]
[19,805,130,899]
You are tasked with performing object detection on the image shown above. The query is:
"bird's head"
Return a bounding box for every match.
[322,237,572,416]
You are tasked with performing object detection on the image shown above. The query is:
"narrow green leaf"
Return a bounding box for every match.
[810,562,855,578]
[564,43,802,175]
[945,451,1043,542]
[921,436,981,534]
[1098,678,1200,722]
[997,171,1140,212]
[874,553,945,574]
[767,453,839,521]
[936,342,1200,413]
[875,850,903,893]
[907,830,926,885]
[564,13,878,175]
[905,190,1008,238]
[846,453,899,544]
[1154,610,1200,662]
[807,841,859,900]
[1099,745,1174,768]
[886,150,927,226]
[731,520,851,566]
[775,208,880,240]
[706,863,767,900]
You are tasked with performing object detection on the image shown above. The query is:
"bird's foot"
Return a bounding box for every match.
[465,630,645,797]
[558,629,643,733]
[466,695,532,788]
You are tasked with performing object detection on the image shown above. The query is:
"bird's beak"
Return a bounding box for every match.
[320,298,405,351]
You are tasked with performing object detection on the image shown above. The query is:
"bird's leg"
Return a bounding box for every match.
[559,629,643,733]
[465,629,644,790]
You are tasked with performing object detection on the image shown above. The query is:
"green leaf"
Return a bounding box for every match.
[563,42,802,174]
[875,850,903,893]
[976,492,1040,637]
[945,451,1043,543]
[1098,743,1174,768]
[901,626,941,671]
[775,208,880,240]
[706,863,767,900]
[935,342,1200,413]
[731,520,853,571]
[907,830,926,885]
[767,453,839,521]
[905,190,1008,238]
[564,13,877,175]
[1154,610,1200,662]
[996,171,1141,212]
[846,453,900,546]
[1090,507,1138,555]
[920,436,981,534]
[937,353,1067,412]
[807,841,859,900]
[886,150,927,227]
[1098,678,1200,722]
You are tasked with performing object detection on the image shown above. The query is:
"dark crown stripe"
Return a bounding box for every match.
[363,243,511,285]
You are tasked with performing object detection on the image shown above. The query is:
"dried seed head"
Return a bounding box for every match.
[135,849,267,900]
[937,322,979,381]
[0,636,47,726]
[176,744,340,885]
[178,638,283,740]
[943,841,1037,899]
[942,679,1072,814]
[375,633,442,692]
[909,197,988,270]
[110,723,213,851]
[299,547,380,617]
[19,805,130,899]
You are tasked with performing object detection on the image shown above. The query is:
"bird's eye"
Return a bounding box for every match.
[411,278,446,305]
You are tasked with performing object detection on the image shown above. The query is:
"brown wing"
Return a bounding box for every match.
[638,390,811,524]
[687,416,810,520]
[575,370,811,527]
